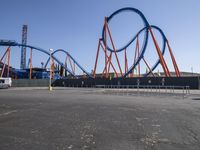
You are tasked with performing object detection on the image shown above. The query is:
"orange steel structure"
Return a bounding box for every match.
[29,48,33,79]
[0,47,11,77]
[0,8,180,79]
[93,18,181,78]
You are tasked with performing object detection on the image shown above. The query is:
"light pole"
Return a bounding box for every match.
[49,48,53,91]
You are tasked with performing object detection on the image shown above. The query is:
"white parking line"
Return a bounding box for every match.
[0,110,18,116]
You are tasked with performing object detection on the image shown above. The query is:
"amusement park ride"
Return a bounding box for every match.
[0,7,180,80]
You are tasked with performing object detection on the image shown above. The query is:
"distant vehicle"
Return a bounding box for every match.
[0,77,12,89]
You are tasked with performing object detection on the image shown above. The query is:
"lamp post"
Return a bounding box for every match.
[49,48,53,91]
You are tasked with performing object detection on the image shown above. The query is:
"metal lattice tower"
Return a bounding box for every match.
[20,25,28,69]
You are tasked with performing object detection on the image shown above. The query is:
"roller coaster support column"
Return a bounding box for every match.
[93,39,119,78]
[0,53,7,77]
[107,52,112,75]
[166,40,181,77]
[7,47,11,77]
[104,17,108,77]
[142,58,155,77]
[149,27,170,77]
[29,48,32,79]
[105,18,123,77]
[132,36,140,77]
[133,39,138,77]
[124,49,128,74]
[102,52,112,78]
[49,48,53,91]
[0,47,11,77]
[93,39,101,78]
[99,41,119,77]
[136,36,140,77]
[0,47,9,62]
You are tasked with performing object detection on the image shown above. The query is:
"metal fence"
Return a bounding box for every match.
[93,85,190,98]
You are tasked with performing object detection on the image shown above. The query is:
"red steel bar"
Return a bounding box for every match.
[29,48,32,79]
[100,41,119,77]
[102,52,112,77]
[105,19,123,77]
[93,39,101,78]
[137,36,140,77]
[124,49,128,74]
[0,47,9,62]
[0,51,8,77]
[100,40,113,75]
[166,40,181,77]
[149,27,170,77]
[142,58,155,77]
[104,17,108,77]
[7,47,11,77]
[107,52,112,74]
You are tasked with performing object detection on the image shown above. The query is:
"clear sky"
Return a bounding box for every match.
[0,0,200,74]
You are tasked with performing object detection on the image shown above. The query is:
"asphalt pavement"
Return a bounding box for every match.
[0,88,200,150]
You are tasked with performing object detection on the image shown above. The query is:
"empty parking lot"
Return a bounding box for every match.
[0,88,200,150]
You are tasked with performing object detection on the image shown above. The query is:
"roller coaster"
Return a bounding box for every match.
[0,40,92,78]
[0,7,180,80]
[93,7,180,78]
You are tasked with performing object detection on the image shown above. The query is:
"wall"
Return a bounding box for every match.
[12,79,51,87]
[52,76,200,89]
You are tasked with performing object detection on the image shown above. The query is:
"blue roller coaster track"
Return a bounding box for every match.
[1,7,177,79]
[0,40,92,78]
[101,7,169,77]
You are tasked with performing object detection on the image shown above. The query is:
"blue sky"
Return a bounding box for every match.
[0,0,200,74]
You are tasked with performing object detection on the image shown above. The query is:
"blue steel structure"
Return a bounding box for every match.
[20,25,28,69]
[102,7,149,52]
[44,49,91,76]
[0,7,180,79]
[123,25,167,77]
[100,7,177,77]
[0,40,92,78]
